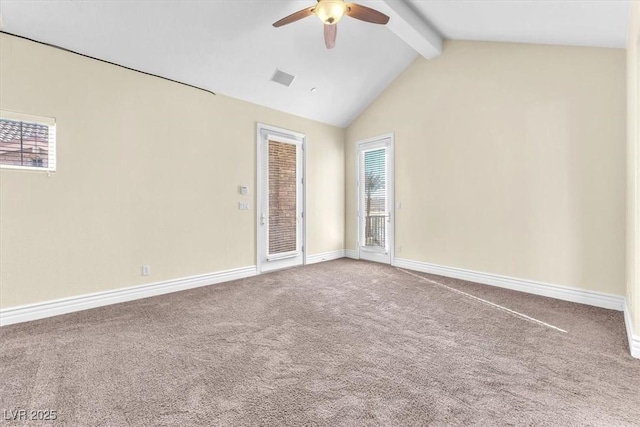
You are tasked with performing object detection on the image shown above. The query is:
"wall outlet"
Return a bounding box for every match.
[142,265,151,276]
[238,202,249,210]
[239,185,248,195]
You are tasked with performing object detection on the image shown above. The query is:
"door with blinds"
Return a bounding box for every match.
[357,136,394,264]
[257,124,305,273]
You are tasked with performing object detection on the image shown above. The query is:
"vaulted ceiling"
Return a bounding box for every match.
[0,1,631,128]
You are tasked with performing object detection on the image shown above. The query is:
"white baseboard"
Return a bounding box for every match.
[345,249,358,259]
[624,301,640,359]
[394,258,625,311]
[0,265,257,326]
[306,250,346,265]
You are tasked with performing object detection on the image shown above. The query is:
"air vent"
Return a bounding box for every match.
[270,69,296,87]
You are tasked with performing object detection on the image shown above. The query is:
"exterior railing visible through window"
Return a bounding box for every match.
[365,214,387,248]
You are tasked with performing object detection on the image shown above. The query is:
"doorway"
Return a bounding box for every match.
[257,124,305,273]
[357,134,394,264]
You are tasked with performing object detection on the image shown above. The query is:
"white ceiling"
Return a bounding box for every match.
[405,0,631,49]
[0,0,417,128]
[0,1,631,128]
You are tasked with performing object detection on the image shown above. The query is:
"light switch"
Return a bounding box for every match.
[238,202,249,210]
[239,185,248,195]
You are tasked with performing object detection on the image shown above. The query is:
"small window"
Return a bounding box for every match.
[0,111,56,172]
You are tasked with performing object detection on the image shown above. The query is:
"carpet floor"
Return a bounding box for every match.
[1,259,639,426]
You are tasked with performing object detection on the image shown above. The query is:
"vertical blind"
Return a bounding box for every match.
[360,147,387,249]
[268,141,298,255]
[0,117,56,171]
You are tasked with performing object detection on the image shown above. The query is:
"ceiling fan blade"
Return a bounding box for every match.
[346,3,390,25]
[273,7,315,27]
[324,24,337,49]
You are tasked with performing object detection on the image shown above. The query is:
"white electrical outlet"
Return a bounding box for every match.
[239,185,249,195]
[142,265,151,276]
[238,202,249,210]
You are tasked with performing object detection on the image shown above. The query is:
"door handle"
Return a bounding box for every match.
[260,214,266,225]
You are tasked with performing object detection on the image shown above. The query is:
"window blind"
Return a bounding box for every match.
[268,141,298,255]
[360,147,387,249]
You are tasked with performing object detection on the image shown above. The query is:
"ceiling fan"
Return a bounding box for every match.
[273,0,390,49]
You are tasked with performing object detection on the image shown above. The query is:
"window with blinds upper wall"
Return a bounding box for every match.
[0,111,56,172]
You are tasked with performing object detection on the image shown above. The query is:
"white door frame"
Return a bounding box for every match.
[356,133,395,265]
[256,123,307,273]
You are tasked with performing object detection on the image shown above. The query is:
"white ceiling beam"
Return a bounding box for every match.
[379,0,443,59]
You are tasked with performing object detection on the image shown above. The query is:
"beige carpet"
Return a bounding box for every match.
[1,259,639,426]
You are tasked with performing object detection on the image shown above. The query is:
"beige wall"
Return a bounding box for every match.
[346,40,626,296]
[0,34,344,309]
[627,0,640,332]
[0,33,630,312]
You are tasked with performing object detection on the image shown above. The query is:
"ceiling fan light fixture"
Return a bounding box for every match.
[314,0,348,25]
